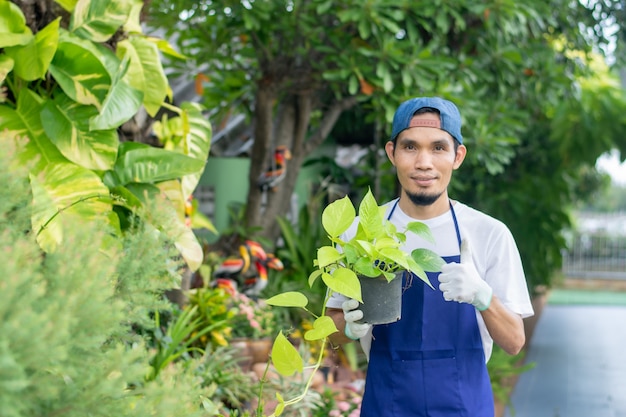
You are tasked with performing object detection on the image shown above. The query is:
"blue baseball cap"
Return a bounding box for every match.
[390,97,463,144]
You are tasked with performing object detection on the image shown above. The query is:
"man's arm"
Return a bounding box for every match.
[480,294,525,355]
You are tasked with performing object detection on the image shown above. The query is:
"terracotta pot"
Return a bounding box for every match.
[247,338,273,364]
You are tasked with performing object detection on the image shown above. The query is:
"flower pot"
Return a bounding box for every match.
[357,272,403,325]
[230,337,253,371]
[247,337,273,364]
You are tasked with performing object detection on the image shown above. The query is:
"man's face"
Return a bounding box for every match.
[385,112,466,207]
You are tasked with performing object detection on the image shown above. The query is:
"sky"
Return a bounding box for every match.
[596,150,626,185]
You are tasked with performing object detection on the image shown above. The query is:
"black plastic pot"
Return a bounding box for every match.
[357,271,404,325]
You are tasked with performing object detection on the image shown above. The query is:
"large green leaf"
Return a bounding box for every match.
[124,182,203,271]
[114,143,206,185]
[69,0,132,43]
[89,55,143,131]
[0,89,67,173]
[0,0,33,48]
[180,102,212,199]
[30,162,112,252]
[4,17,60,81]
[321,195,355,238]
[49,31,111,109]
[0,55,14,84]
[117,36,168,117]
[41,91,118,170]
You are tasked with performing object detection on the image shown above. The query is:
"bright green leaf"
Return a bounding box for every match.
[0,55,14,85]
[117,36,169,117]
[30,163,111,252]
[0,89,67,174]
[180,102,212,199]
[266,291,309,308]
[4,17,60,81]
[55,0,79,12]
[316,246,343,268]
[322,268,362,302]
[49,31,111,109]
[41,92,118,170]
[406,221,436,243]
[411,248,445,272]
[304,316,338,341]
[0,0,33,47]
[321,195,355,237]
[114,145,205,185]
[70,0,132,42]
[271,332,303,376]
[89,55,143,131]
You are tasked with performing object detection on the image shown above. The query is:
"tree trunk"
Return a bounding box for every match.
[245,90,359,244]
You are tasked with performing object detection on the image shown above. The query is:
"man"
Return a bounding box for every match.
[326,97,534,417]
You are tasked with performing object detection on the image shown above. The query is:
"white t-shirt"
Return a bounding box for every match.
[326,199,534,362]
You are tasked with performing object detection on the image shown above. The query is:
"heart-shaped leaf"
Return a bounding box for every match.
[266,292,308,308]
[304,316,338,341]
[271,332,303,377]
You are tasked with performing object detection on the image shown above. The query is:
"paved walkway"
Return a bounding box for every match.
[505,296,626,417]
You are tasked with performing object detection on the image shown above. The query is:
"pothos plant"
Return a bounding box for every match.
[259,189,444,416]
[0,0,213,271]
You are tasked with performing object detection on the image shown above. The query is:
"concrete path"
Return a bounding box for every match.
[505,303,626,417]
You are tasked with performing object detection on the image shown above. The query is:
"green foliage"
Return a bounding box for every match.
[187,286,235,348]
[487,346,535,410]
[195,346,259,412]
[0,138,212,417]
[0,0,213,271]
[313,188,443,302]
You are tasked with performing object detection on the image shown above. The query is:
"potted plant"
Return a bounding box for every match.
[259,188,444,416]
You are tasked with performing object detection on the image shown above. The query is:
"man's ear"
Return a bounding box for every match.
[453,144,467,169]
[385,141,396,165]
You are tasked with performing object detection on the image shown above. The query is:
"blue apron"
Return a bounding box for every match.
[360,200,493,417]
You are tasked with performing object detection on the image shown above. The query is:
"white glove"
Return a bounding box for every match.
[342,299,372,340]
[438,239,493,311]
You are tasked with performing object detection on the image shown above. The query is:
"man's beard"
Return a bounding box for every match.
[406,190,442,206]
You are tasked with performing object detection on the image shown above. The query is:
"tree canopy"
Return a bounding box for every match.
[148,0,626,291]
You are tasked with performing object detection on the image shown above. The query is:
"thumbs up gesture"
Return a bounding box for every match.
[438,239,493,311]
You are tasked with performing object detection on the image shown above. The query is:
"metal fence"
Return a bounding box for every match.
[561,212,626,280]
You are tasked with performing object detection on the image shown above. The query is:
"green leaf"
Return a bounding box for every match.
[30,163,111,252]
[114,144,205,185]
[316,245,343,268]
[405,221,436,244]
[55,0,79,12]
[117,36,168,117]
[89,55,143,131]
[41,92,118,170]
[180,102,212,199]
[70,0,132,42]
[304,316,338,341]
[4,17,60,81]
[274,393,286,416]
[0,55,14,84]
[358,189,384,238]
[271,332,303,376]
[123,0,144,34]
[322,268,362,302]
[308,269,323,287]
[0,0,33,47]
[0,89,67,174]
[411,248,445,272]
[49,31,111,109]
[147,37,187,60]
[265,291,309,308]
[321,195,355,237]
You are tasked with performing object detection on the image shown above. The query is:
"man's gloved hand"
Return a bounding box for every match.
[438,239,493,311]
[342,299,372,340]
